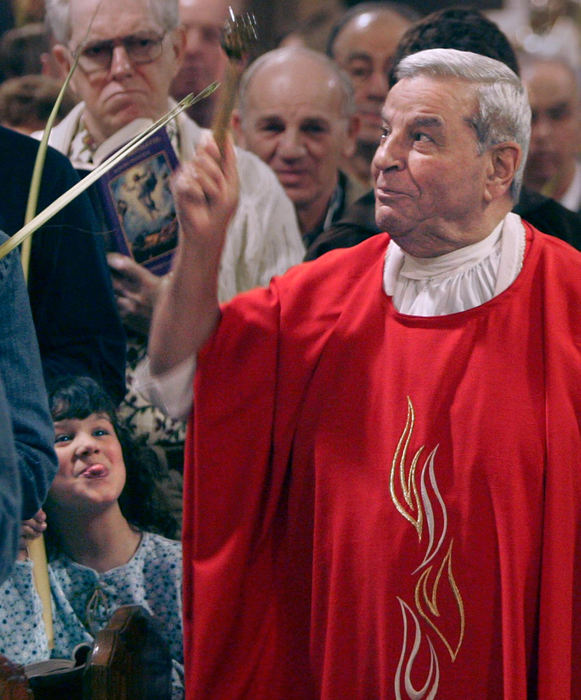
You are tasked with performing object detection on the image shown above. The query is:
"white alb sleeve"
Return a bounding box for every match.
[133,354,195,422]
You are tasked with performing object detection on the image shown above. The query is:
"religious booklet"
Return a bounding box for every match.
[95,123,180,276]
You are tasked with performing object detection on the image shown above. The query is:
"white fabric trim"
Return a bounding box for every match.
[383,213,526,316]
[133,355,195,422]
[494,212,526,296]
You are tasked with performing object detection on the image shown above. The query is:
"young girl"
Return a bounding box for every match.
[0,376,183,696]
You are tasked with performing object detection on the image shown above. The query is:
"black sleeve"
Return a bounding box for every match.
[514,187,581,251]
[23,142,127,404]
[304,190,381,261]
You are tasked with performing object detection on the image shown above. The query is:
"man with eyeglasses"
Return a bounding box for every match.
[40,0,303,495]
[47,5,176,155]
[42,0,302,283]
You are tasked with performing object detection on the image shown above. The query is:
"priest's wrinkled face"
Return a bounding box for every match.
[53,0,185,145]
[373,75,500,257]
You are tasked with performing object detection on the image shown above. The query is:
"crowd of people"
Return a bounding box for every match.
[0,0,580,698]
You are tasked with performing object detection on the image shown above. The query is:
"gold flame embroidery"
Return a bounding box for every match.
[415,541,465,661]
[391,397,465,698]
[390,397,424,538]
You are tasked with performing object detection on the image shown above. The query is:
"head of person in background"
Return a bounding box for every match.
[326,1,417,187]
[0,74,76,134]
[0,22,49,81]
[277,6,346,54]
[388,7,520,89]
[171,0,242,128]
[520,54,581,212]
[45,0,185,148]
[46,374,178,552]
[233,46,359,248]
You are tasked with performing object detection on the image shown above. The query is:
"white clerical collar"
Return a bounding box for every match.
[383,212,526,315]
[400,220,503,281]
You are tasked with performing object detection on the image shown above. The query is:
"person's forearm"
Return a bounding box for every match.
[148,238,221,376]
[149,133,238,375]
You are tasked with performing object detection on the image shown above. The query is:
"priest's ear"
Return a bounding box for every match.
[484,141,521,202]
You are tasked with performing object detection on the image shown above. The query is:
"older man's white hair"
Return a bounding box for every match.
[45,0,180,45]
[395,48,531,200]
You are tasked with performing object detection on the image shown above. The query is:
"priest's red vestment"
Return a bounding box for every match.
[184,223,581,699]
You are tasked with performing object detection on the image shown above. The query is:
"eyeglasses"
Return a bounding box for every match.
[72,32,166,74]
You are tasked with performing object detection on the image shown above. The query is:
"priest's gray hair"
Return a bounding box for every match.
[45,0,180,45]
[395,48,530,200]
[238,47,355,122]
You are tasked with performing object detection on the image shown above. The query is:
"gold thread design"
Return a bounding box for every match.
[414,541,465,661]
[391,396,466,697]
[390,397,424,538]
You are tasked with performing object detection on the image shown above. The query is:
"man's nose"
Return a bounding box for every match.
[185,26,204,54]
[531,114,553,141]
[109,43,134,77]
[365,68,389,100]
[278,129,306,159]
[372,133,404,174]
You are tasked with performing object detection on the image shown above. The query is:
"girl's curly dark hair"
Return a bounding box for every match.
[47,376,179,545]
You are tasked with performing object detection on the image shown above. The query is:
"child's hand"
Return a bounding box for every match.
[18,509,47,560]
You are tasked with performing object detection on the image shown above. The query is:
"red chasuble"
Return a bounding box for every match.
[184,223,581,699]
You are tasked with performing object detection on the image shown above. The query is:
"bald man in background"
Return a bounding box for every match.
[327,1,416,188]
[233,47,359,251]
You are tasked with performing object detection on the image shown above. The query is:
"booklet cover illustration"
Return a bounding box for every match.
[97,127,179,275]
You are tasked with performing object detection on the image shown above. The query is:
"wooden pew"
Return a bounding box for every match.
[8,605,172,700]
